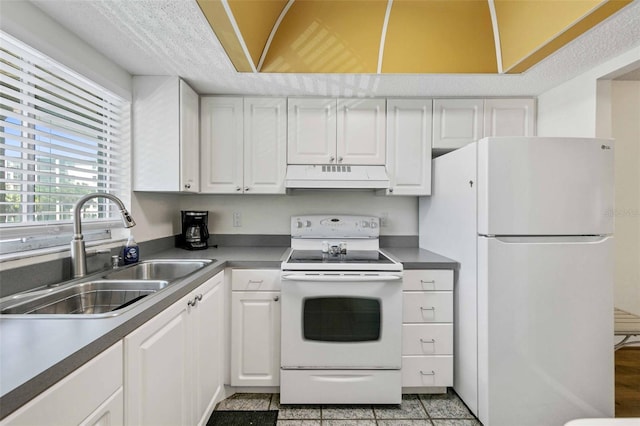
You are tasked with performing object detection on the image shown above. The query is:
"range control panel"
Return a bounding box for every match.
[291,215,380,239]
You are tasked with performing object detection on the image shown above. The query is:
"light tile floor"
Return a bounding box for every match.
[214,390,482,425]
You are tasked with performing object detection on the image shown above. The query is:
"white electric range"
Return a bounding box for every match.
[280,215,403,405]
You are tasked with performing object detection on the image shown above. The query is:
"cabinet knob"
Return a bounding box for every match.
[244,187,250,191]
[274,296,279,302]
[329,156,335,163]
[388,188,394,194]
[338,156,343,163]
[236,186,241,191]
[184,183,191,189]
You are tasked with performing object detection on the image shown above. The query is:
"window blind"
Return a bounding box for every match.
[0,32,128,254]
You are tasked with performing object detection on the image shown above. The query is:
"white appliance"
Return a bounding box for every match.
[280,215,403,404]
[285,164,391,189]
[419,137,615,426]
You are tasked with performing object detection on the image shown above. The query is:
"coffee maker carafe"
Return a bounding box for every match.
[181,211,209,250]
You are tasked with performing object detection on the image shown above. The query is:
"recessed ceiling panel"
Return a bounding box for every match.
[228,0,289,67]
[196,0,253,72]
[261,0,388,73]
[382,0,497,74]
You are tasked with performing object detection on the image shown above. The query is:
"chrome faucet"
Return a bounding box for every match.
[71,193,136,278]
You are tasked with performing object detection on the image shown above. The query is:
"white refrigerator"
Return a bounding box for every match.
[419,137,615,426]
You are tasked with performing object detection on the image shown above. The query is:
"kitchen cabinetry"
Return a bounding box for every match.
[401,270,454,389]
[230,269,281,387]
[433,98,536,150]
[125,271,224,426]
[432,99,484,150]
[385,99,433,195]
[1,342,123,426]
[483,98,536,138]
[288,98,385,165]
[133,76,199,192]
[200,97,286,194]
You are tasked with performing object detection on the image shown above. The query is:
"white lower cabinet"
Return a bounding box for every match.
[125,271,224,426]
[1,342,123,426]
[402,269,454,390]
[230,269,281,387]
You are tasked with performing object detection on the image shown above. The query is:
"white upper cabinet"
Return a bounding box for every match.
[201,97,286,194]
[133,76,199,192]
[200,97,244,193]
[243,98,287,194]
[386,99,433,196]
[483,98,536,138]
[337,98,386,165]
[288,98,337,164]
[432,99,484,150]
[288,98,386,165]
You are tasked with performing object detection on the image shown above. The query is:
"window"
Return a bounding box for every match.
[0,32,129,255]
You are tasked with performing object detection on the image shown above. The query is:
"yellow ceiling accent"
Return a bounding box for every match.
[501,0,633,73]
[262,0,388,73]
[198,0,634,74]
[383,0,497,73]
[227,0,289,67]
[196,0,253,72]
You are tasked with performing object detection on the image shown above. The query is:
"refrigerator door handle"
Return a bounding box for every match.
[488,236,611,244]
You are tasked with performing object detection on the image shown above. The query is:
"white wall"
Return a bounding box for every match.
[180,192,418,236]
[537,48,640,137]
[0,0,131,99]
[612,81,640,316]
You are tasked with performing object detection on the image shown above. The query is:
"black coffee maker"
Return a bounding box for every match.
[181,211,209,250]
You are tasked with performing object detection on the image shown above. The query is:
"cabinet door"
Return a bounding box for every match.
[483,98,536,138]
[133,76,180,191]
[79,388,124,426]
[1,343,123,426]
[337,98,386,165]
[200,97,244,193]
[288,98,336,164]
[125,294,191,426]
[433,99,483,150]
[192,271,225,426]
[386,99,432,195]
[179,80,200,192]
[244,98,287,194]
[231,291,281,386]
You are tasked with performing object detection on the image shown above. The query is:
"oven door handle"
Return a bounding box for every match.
[281,275,402,282]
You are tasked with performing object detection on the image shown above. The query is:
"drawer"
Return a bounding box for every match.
[402,324,453,355]
[232,269,281,291]
[403,291,453,323]
[402,356,453,387]
[403,270,453,291]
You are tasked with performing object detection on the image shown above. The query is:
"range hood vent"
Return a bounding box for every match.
[285,165,390,189]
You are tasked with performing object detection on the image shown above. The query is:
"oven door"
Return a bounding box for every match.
[280,272,402,369]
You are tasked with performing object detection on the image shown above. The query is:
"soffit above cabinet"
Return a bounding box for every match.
[196,0,632,74]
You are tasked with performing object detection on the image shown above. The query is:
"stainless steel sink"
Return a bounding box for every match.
[0,258,214,318]
[0,280,170,317]
[103,259,212,281]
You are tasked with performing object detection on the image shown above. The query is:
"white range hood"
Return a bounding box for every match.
[285,164,390,189]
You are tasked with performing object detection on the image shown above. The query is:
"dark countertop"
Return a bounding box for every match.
[0,245,456,419]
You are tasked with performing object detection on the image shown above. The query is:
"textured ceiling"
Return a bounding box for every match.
[30,0,640,97]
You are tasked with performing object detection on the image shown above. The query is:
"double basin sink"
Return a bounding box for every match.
[0,259,213,318]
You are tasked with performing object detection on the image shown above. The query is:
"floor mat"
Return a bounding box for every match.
[206,410,278,426]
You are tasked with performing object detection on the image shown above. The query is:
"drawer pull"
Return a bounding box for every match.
[420,370,435,376]
[248,280,264,284]
[420,339,435,344]
[420,306,435,311]
[420,280,435,284]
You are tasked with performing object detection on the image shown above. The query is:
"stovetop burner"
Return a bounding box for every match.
[288,250,394,264]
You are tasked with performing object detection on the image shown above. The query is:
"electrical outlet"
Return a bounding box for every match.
[380,212,389,227]
[233,211,242,227]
